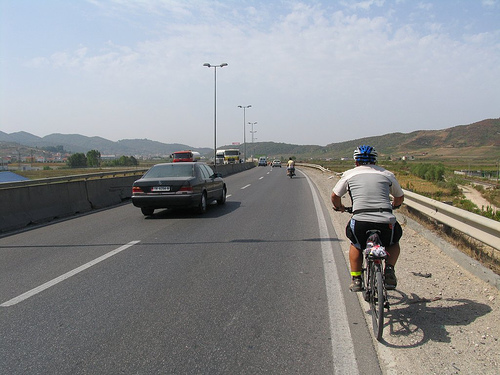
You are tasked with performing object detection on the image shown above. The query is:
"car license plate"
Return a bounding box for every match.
[152,186,170,192]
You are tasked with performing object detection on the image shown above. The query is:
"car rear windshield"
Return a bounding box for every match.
[144,164,195,178]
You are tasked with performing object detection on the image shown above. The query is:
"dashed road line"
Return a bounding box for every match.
[1,240,141,307]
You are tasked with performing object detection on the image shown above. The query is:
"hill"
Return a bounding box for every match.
[1,118,498,161]
[231,118,499,161]
[0,131,212,158]
[317,118,499,161]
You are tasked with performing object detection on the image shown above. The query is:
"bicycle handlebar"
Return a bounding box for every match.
[333,205,400,214]
[333,206,353,213]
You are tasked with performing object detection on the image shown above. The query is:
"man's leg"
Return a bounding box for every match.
[384,242,400,289]
[386,242,400,267]
[349,244,363,292]
[349,244,363,273]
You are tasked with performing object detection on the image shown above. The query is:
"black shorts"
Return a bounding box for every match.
[346,219,402,250]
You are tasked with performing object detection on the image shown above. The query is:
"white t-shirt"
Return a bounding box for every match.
[333,164,404,223]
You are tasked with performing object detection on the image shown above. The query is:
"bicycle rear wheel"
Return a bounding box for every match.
[369,263,385,340]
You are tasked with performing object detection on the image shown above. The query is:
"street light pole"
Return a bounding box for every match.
[248,121,257,162]
[237,105,251,162]
[204,62,228,170]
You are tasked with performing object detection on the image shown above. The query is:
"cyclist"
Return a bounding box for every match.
[287,157,295,176]
[331,145,404,292]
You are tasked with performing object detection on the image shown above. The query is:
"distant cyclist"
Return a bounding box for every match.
[331,145,404,292]
[287,157,295,176]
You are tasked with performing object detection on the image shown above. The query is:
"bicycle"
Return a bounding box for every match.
[361,229,390,340]
[339,207,390,341]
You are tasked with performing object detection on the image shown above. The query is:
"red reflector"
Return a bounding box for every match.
[178,186,193,192]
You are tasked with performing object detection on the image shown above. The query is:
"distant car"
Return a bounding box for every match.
[132,162,226,216]
[258,157,267,166]
[272,160,282,168]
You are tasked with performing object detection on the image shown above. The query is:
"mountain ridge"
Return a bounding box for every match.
[1,118,498,160]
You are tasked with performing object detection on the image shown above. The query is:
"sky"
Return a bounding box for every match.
[1,0,499,149]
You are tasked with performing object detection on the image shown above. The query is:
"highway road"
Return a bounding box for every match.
[0,166,380,374]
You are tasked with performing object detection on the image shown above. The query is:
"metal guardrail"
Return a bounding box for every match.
[297,163,332,173]
[402,190,500,250]
[297,163,500,251]
[0,169,148,189]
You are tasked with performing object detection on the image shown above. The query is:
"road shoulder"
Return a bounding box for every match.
[303,167,500,375]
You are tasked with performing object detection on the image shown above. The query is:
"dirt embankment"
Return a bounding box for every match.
[304,167,500,375]
[460,185,499,212]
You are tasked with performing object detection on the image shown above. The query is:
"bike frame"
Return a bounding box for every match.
[361,231,389,341]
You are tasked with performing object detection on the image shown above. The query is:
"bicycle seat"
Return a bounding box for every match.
[365,231,383,247]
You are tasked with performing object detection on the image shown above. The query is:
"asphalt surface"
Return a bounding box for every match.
[0,166,380,374]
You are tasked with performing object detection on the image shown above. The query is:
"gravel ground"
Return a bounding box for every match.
[303,167,500,375]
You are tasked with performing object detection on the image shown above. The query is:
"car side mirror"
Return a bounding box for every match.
[212,173,223,178]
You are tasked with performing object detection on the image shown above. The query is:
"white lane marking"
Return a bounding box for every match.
[241,184,251,190]
[259,177,264,180]
[1,240,141,307]
[226,194,232,198]
[303,172,360,375]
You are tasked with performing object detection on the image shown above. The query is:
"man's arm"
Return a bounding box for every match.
[331,192,345,212]
[392,194,404,208]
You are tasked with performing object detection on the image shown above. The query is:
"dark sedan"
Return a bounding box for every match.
[132,162,227,216]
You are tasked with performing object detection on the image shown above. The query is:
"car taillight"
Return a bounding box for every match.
[132,186,143,194]
[178,186,193,193]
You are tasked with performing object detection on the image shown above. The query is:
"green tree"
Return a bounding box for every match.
[410,163,445,182]
[67,153,87,168]
[129,156,138,166]
[102,155,138,167]
[86,150,101,167]
[118,155,138,166]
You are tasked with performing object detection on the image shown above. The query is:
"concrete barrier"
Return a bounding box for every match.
[86,177,136,209]
[0,176,138,233]
[213,162,255,177]
[0,181,91,232]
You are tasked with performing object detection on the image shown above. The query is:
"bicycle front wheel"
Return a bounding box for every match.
[370,263,385,341]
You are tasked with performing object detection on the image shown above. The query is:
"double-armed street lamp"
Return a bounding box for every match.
[203,62,228,169]
[248,121,257,162]
[237,105,251,162]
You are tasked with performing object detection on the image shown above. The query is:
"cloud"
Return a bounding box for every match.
[4,1,500,146]
[416,2,433,11]
[481,0,498,7]
[341,0,386,11]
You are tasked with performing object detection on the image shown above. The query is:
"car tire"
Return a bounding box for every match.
[141,207,154,216]
[217,186,227,205]
[198,192,207,214]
